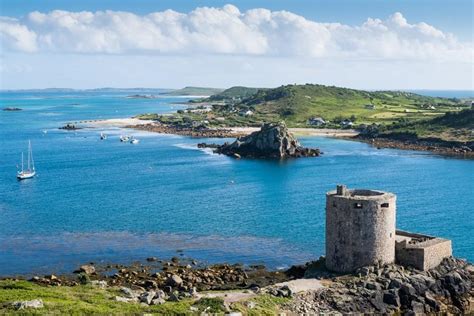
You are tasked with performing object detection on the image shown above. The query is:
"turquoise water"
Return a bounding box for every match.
[0,91,473,275]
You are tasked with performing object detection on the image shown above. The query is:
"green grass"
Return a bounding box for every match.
[377,109,474,142]
[174,84,467,128]
[238,84,466,126]
[135,84,472,144]
[233,295,291,316]
[0,280,292,315]
[0,280,193,315]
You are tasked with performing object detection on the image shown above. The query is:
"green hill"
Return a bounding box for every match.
[235,84,465,126]
[161,86,224,96]
[207,86,265,101]
[139,84,470,134]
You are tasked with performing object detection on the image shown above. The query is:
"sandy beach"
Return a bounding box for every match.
[89,118,359,138]
[81,118,153,128]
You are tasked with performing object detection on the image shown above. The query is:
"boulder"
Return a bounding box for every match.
[12,299,43,310]
[91,280,107,288]
[139,291,156,305]
[120,287,140,299]
[167,274,183,287]
[208,122,320,159]
[78,264,95,275]
[383,290,400,307]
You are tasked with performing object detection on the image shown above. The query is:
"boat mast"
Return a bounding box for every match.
[30,140,35,171]
[27,140,31,171]
[21,152,24,172]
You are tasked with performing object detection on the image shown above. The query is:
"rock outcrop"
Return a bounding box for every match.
[283,257,473,315]
[59,123,82,130]
[200,122,320,159]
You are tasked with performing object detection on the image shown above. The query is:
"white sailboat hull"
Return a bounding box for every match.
[17,170,36,180]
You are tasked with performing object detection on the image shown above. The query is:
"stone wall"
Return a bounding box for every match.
[395,230,452,271]
[325,185,396,273]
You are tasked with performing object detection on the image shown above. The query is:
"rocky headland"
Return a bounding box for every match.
[198,122,321,159]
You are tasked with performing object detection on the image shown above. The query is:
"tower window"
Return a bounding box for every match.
[354,203,363,209]
[381,203,389,208]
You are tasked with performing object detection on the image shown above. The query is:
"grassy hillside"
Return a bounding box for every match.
[207,86,265,102]
[375,109,474,142]
[138,84,470,135]
[236,84,465,126]
[161,86,224,96]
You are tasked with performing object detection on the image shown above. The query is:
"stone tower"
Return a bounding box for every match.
[326,185,396,273]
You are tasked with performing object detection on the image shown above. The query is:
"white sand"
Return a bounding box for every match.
[229,127,359,137]
[83,118,152,128]
[85,118,359,138]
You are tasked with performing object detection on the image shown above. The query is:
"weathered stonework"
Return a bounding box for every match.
[395,230,452,271]
[325,185,396,273]
[325,185,453,273]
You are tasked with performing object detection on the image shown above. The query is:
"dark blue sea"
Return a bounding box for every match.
[0,91,473,275]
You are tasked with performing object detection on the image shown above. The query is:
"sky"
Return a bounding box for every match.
[0,0,473,90]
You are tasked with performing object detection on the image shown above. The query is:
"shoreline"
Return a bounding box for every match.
[352,136,474,158]
[88,118,360,138]
[1,256,472,314]
[84,118,472,158]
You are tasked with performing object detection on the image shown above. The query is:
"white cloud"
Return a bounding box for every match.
[0,5,472,62]
[0,17,38,52]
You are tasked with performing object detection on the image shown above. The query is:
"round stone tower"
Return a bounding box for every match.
[325,185,396,273]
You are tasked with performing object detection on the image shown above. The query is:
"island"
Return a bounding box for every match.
[128,84,473,157]
[126,94,158,99]
[2,107,22,111]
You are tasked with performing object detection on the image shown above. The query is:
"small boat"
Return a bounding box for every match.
[120,135,130,142]
[130,137,140,144]
[17,140,36,180]
[100,132,107,140]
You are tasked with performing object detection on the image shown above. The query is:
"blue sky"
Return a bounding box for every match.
[0,0,472,89]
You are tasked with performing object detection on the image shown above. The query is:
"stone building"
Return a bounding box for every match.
[325,185,396,273]
[395,230,452,271]
[325,185,452,273]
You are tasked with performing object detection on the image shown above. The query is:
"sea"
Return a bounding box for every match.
[0,90,473,276]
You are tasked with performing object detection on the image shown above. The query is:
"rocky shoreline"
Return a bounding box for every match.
[97,118,473,158]
[354,136,474,158]
[1,256,472,314]
[126,123,247,138]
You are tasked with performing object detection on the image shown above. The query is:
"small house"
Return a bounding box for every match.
[364,104,376,110]
[308,117,326,126]
[340,119,353,128]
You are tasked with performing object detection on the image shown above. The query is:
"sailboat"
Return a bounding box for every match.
[17,140,36,180]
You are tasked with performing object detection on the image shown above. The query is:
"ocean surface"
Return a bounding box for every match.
[0,91,473,276]
[405,90,473,98]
